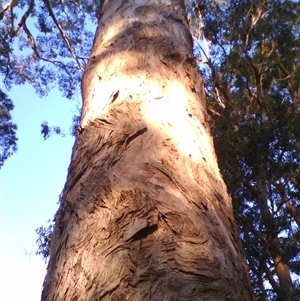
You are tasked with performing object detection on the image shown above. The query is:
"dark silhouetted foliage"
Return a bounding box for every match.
[0,89,17,168]
[197,0,300,300]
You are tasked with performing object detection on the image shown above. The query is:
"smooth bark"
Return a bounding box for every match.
[42,0,254,300]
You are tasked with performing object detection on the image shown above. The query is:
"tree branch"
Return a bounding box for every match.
[272,180,300,229]
[42,0,84,71]
[0,0,18,20]
[238,214,266,243]
[17,22,75,84]
[16,0,35,34]
[262,262,281,295]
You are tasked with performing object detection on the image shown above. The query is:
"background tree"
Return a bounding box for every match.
[197,0,300,300]
[0,89,17,167]
[0,12,18,167]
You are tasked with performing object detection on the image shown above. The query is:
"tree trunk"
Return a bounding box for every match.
[42,0,254,300]
[257,167,295,301]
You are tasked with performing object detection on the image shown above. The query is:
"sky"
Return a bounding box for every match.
[0,83,79,301]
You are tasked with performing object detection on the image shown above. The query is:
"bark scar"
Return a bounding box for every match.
[110,90,119,104]
[129,224,158,242]
[123,218,158,242]
[153,165,173,182]
[125,127,147,147]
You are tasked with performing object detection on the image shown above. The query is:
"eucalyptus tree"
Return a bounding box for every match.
[1,0,263,299]
[199,0,300,300]
[30,0,253,300]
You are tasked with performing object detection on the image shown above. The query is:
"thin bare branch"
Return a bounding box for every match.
[42,0,84,71]
[192,36,210,63]
[0,0,18,20]
[238,215,267,243]
[16,0,35,34]
[272,180,300,229]
[21,23,75,80]
[262,262,281,294]
[192,35,230,106]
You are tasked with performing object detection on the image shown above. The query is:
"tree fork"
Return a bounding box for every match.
[42,0,254,300]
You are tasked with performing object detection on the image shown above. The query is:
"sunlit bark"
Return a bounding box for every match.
[42,0,254,300]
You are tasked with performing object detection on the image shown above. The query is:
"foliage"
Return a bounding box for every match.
[0,0,97,98]
[40,121,64,140]
[0,0,98,163]
[0,89,17,168]
[40,114,80,139]
[197,0,300,300]
[35,222,54,262]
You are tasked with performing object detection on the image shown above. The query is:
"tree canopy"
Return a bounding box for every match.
[198,0,300,299]
[1,0,299,299]
[0,0,98,155]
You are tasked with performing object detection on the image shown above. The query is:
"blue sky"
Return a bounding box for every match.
[0,83,79,300]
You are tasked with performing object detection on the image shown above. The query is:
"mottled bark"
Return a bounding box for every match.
[42,0,254,300]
